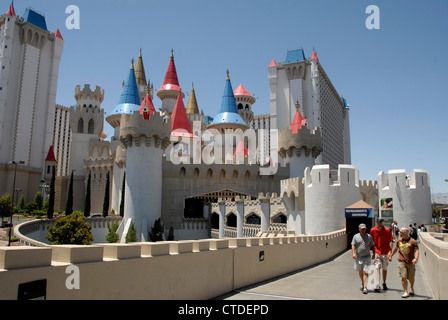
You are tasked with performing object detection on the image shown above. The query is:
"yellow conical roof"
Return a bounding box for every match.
[134,50,147,86]
[186,84,199,114]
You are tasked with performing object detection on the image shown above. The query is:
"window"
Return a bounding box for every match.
[88,119,94,134]
[77,119,84,133]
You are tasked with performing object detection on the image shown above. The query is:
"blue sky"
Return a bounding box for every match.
[9,0,448,194]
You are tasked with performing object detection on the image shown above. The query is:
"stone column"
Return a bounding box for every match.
[258,193,271,232]
[218,198,226,239]
[235,196,245,238]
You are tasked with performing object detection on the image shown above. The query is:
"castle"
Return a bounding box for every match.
[0,4,432,244]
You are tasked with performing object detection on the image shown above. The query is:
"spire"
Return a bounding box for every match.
[186,84,199,115]
[171,93,194,137]
[6,2,16,16]
[208,71,247,129]
[117,61,140,105]
[134,49,147,86]
[218,70,238,114]
[159,49,181,92]
[310,49,319,61]
[54,29,63,40]
[45,145,57,162]
[268,58,276,68]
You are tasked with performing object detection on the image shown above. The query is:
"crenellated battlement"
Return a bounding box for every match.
[304,164,359,187]
[278,125,322,159]
[74,84,104,104]
[378,169,430,191]
[119,111,171,150]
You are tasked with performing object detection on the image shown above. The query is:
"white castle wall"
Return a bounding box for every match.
[378,169,432,228]
[304,164,361,235]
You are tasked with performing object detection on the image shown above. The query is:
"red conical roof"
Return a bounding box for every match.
[310,50,319,61]
[233,140,251,158]
[171,94,194,137]
[268,58,276,67]
[159,51,182,92]
[234,84,252,97]
[139,93,156,120]
[55,29,63,40]
[6,3,16,16]
[290,109,307,134]
[45,145,57,162]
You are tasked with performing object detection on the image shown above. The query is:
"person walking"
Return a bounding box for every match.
[351,223,375,294]
[389,228,419,298]
[370,217,393,292]
[392,221,399,241]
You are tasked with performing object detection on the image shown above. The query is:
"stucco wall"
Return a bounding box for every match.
[419,232,448,300]
[0,229,346,300]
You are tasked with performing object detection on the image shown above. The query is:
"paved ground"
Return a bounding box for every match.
[218,249,434,300]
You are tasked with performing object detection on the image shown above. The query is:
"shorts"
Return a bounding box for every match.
[398,261,416,280]
[354,256,372,272]
[374,254,389,271]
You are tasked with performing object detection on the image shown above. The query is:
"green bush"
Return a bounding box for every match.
[125,223,137,243]
[106,222,120,243]
[46,212,93,245]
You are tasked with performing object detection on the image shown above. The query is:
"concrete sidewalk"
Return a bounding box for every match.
[219,249,434,300]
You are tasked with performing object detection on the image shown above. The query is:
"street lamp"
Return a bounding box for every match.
[8,160,25,246]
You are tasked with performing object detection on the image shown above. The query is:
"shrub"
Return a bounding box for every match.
[46,212,93,245]
[106,221,120,243]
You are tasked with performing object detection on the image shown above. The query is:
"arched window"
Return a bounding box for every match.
[77,119,84,133]
[88,119,94,134]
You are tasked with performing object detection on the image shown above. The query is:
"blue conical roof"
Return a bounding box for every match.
[118,63,140,105]
[111,63,141,115]
[210,72,246,127]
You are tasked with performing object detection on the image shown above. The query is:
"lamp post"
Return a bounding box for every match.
[8,160,25,246]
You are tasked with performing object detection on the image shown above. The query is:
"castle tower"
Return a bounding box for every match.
[207,71,250,164]
[304,164,361,235]
[378,169,432,228]
[69,84,105,175]
[107,62,142,217]
[278,105,322,178]
[117,108,171,242]
[234,84,255,126]
[157,50,184,116]
[0,5,64,202]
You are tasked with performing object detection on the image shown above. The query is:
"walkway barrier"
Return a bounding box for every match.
[419,231,448,300]
[0,229,346,300]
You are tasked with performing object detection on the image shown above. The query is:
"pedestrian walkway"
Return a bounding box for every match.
[219,249,434,300]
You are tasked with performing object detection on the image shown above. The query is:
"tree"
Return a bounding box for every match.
[65,171,74,215]
[102,171,110,217]
[125,223,137,243]
[0,194,12,224]
[34,191,43,210]
[149,218,164,242]
[46,212,93,245]
[47,166,55,219]
[119,172,125,217]
[167,226,175,241]
[18,195,25,210]
[106,221,119,243]
[84,171,91,218]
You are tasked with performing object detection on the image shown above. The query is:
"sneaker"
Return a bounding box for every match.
[360,284,364,291]
[363,288,368,294]
[374,287,381,293]
[382,283,388,291]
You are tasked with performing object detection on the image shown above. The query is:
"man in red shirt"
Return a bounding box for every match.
[369,217,393,292]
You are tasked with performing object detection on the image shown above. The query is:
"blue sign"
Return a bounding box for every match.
[345,208,373,218]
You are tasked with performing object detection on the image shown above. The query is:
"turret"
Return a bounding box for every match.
[278,103,322,178]
[234,84,255,125]
[117,108,171,242]
[157,50,184,116]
